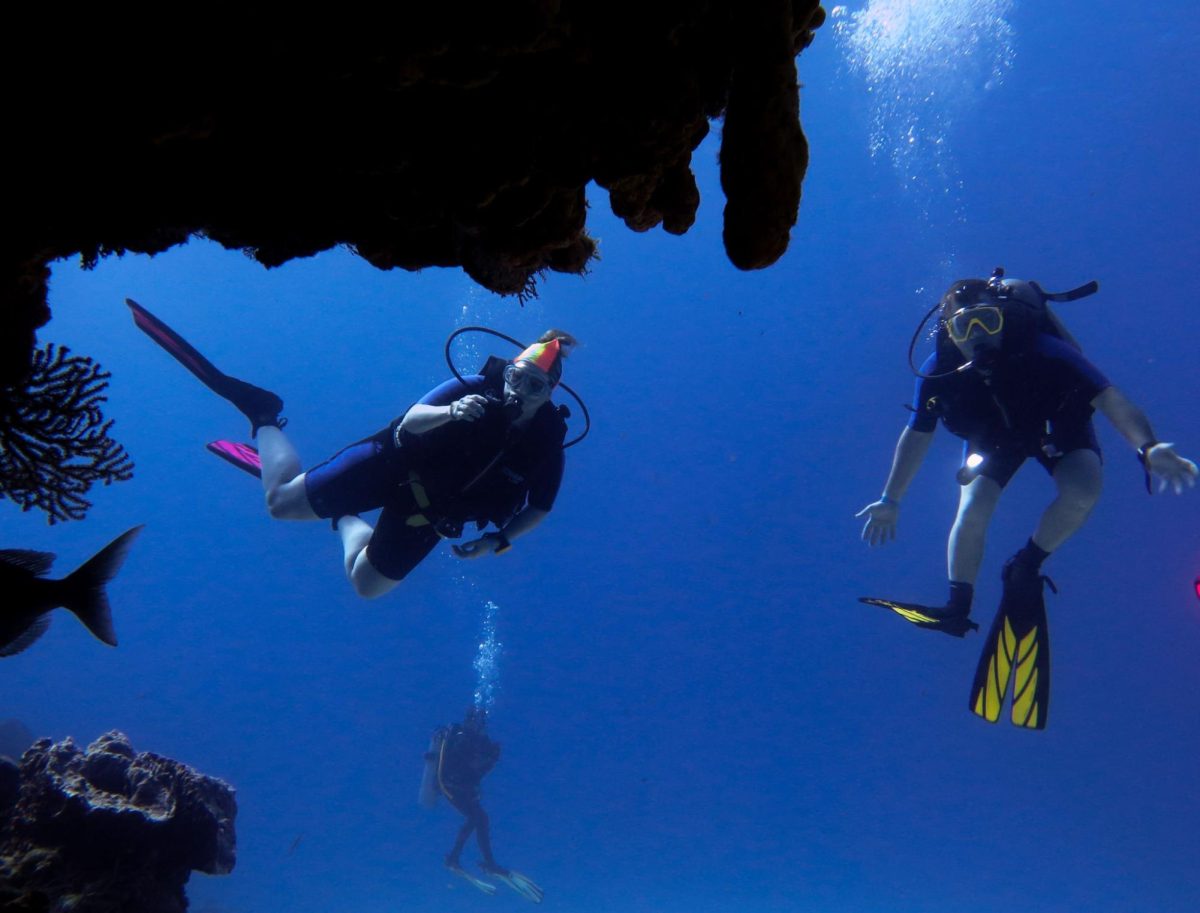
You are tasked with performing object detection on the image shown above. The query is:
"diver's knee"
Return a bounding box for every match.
[264,476,315,520]
[956,491,1000,531]
[1075,475,1103,506]
[349,555,399,600]
[1063,483,1102,514]
[1056,454,1103,507]
[953,506,992,536]
[264,488,290,519]
[351,577,387,600]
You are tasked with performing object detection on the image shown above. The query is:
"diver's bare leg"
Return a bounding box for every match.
[1033,449,1103,552]
[336,516,374,575]
[256,426,318,520]
[947,475,1003,584]
[335,516,399,599]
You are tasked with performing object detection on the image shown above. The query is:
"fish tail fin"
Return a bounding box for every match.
[61,526,144,647]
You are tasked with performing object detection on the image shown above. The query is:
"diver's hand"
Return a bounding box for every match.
[857,499,899,546]
[449,395,488,422]
[1145,443,1199,494]
[452,532,503,559]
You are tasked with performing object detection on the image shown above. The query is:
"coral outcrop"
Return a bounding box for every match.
[2,1,826,392]
[0,732,236,913]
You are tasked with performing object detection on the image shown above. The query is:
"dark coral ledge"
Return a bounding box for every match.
[2,1,825,388]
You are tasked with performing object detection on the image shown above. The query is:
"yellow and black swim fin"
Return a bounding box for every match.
[859,597,979,638]
[969,571,1054,729]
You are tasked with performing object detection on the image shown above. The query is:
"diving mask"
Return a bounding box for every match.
[503,363,550,397]
[945,305,1004,344]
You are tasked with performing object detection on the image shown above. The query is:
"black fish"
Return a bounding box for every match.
[0,526,143,657]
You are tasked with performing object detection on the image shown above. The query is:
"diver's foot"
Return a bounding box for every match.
[445,858,497,895]
[1001,552,1057,598]
[917,605,979,638]
[222,375,285,436]
[859,597,979,637]
[482,865,544,904]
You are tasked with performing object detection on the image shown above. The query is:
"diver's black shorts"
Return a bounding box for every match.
[304,431,441,581]
[967,419,1102,489]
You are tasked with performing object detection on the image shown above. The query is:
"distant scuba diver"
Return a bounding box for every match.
[127,299,578,599]
[419,707,544,903]
[857,269,1197,729]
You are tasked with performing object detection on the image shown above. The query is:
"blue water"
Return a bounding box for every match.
[4,2,1199,910]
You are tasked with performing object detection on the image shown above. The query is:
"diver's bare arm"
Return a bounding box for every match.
[1092,386,1157,449]
[399,396,487,435]
[398,404,455,435]
[1094,386,1198,491]
[882,427,935,502]
[502,507,549,542]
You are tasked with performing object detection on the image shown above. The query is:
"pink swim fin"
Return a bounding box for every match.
[206,440,262,478]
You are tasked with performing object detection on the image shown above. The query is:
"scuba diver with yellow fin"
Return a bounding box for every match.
[858,269,1197,728]
[421,707,544,903]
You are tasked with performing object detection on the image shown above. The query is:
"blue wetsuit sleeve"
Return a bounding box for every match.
[527,449,564,512]
[907,353,940,432]
[418,375,488,407]
[1033,334,1111,400]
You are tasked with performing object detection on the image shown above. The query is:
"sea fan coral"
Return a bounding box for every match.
[0,343,133,524]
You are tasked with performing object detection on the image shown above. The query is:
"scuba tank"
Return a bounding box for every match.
[909,266,1100,379]
[983,268,1097,352]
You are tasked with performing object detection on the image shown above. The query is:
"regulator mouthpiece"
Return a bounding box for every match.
[502,393,523,421]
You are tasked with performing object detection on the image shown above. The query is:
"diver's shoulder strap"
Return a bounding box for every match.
[478,355,509,386]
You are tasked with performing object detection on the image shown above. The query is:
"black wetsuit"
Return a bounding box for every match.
[435,723,502,869]
[910,333,1112,487]
[303,372,566,579]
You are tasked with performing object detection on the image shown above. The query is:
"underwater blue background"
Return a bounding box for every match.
[3,2,1198,910]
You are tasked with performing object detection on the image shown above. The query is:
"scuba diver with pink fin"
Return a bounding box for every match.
[127,299,586,599]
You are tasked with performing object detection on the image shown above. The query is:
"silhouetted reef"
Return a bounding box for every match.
[2,1,826,390]
[0,732,236,913]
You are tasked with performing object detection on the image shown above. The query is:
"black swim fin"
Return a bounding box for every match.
[859,597,979,638]
[968,563,1054,729]
[126,298,284,435]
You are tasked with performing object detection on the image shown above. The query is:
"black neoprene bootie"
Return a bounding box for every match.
[1002,538,1053,593]
[222,375,285,436]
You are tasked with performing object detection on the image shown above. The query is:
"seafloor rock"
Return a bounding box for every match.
[1,1,826,390]
[0,731,236,913]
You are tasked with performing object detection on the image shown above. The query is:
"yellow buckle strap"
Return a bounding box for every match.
[408,471,431,509]
[404,471,436,529]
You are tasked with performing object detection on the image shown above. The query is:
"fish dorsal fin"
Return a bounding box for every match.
[0,550,56,577]
[0,616,51,657]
